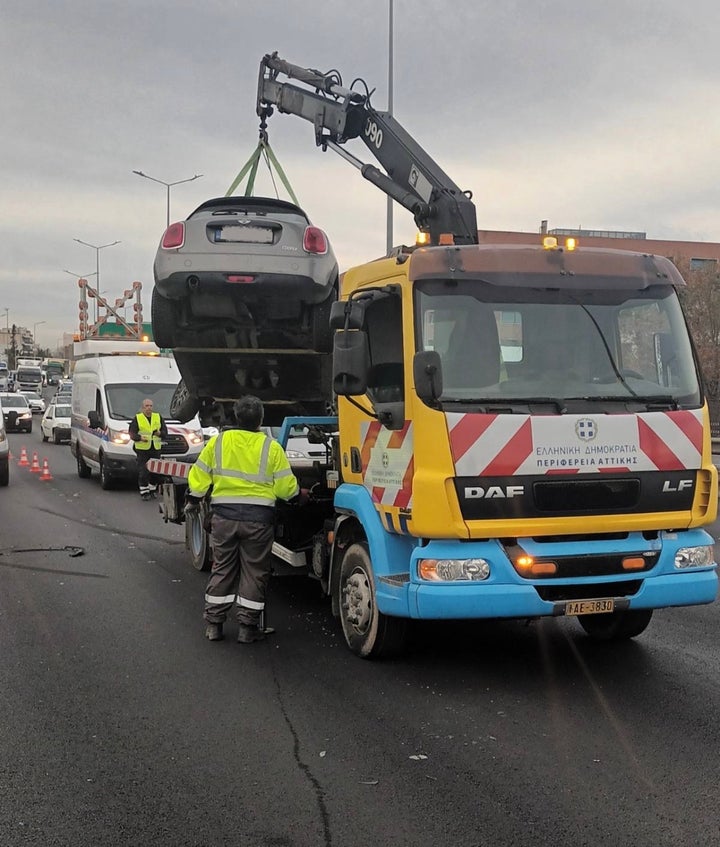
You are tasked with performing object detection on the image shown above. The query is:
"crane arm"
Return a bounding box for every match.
[257,53,478,245]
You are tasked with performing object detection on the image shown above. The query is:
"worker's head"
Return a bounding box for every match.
[233,395,264,431]
[141,399,154,414]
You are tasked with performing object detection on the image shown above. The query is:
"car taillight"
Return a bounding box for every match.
[226,275,255,283]
[162,222,185,249]
[303,226,328,255]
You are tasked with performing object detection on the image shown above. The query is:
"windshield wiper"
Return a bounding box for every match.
[442,397,568,413]
[570,394,678,409]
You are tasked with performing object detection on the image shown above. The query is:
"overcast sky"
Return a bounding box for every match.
[2,0,720,349]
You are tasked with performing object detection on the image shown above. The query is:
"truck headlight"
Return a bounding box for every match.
[418,558,491,581]
[674,546,716,569]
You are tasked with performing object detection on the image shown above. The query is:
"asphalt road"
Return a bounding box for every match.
[1,421,719,847]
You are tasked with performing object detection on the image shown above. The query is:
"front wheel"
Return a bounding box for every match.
[185,505,212,571]
[577,608,653,641]
[338,542,407,659]
[99,455,114,490]
[76,449,92,479]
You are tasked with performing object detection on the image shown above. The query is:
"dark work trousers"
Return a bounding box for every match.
[204,515,275,626]
[135,448,161,494]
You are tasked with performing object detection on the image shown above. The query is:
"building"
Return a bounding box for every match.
[478,223,720,269]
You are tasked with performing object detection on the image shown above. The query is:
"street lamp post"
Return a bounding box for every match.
[33,320,46,353]
[132,170,204,228]
[72,240,121,322]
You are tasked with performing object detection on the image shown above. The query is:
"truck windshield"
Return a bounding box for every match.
[105,383,178,421]
[415,280,701,409]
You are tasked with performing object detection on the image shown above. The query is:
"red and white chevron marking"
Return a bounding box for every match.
[447,409,704,476]
[360,420,414,507]
[146,458,192,479]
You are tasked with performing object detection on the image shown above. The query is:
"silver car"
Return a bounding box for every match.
[20,391,46,414]
[152,196,338,353]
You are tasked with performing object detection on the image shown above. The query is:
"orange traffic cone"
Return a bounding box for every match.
[39,458,53,481]
[17,446,29,467]
[30,451,41,473]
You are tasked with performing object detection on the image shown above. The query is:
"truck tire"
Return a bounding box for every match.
[76,450,92,479]
[311,286,337,353]
[151,287,176,349]
[185,507,212,571]
[170,378,200,423]
[577,608,653,641]
[338,542,407,659]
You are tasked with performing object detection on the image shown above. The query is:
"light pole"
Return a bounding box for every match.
[386,0,394,254]
[132,170,204,228]
[72,240,121,322]
[33,320,46,353]
[2,309,8,362]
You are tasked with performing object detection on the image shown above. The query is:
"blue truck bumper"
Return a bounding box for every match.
[373,529,718,621]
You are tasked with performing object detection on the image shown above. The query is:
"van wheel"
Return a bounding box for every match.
[76,450,92,479]
[99,455,114,490]
[577,608,653,641]
[185,506,212,571]
[0,458,9,487]
[152,287,176,349]
[338,542,407,659]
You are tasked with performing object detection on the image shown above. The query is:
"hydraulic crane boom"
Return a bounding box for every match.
[257,52,478,246]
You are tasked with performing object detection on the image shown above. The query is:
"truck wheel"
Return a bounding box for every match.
[170,378,200,423]
[76,450,92,479]
[185,507,212,571]
[311,287,337,352]
[577,608,653,641]
[151,286,176,348]
[99,455,114,490]
[338,542,407,659]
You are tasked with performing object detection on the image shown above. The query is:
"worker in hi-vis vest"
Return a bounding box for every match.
[129,398,168,500]
[186,395,304,644]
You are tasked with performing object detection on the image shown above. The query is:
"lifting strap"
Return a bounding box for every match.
[225,122,299,204]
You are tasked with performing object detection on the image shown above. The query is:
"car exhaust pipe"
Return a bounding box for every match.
[187,275,200,289]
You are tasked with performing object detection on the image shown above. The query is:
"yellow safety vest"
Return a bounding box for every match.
[188,430,299,507]
[135,412,162,451]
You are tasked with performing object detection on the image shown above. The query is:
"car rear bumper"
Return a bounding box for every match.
[154,269,333,305]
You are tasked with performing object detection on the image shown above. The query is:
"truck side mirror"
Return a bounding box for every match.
[329,300,366,330]
[333,330,369,396]
[413,350,443,405]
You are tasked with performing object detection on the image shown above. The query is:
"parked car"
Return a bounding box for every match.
[152,196,339,352]
[0,414,9,486]
[20,390,46,414]
[0,392,33,432]
[41,402,72,444]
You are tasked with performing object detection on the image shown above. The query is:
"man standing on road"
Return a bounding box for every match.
[129,398,168,500]
[186,395,299,644]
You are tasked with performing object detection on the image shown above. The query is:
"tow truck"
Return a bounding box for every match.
[150,53,718,658]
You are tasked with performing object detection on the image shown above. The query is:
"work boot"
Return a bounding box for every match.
[141,492,151,501]
[237,623,266,643]
[205,623,224,641]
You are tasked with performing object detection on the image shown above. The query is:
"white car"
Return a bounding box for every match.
[20,391,46,414]
[41,402,72,444]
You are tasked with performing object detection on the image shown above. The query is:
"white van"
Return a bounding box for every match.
[70,354,204,489]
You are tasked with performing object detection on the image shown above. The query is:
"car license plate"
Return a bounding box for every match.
[215,226,274,244]
[565,598,614,616]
